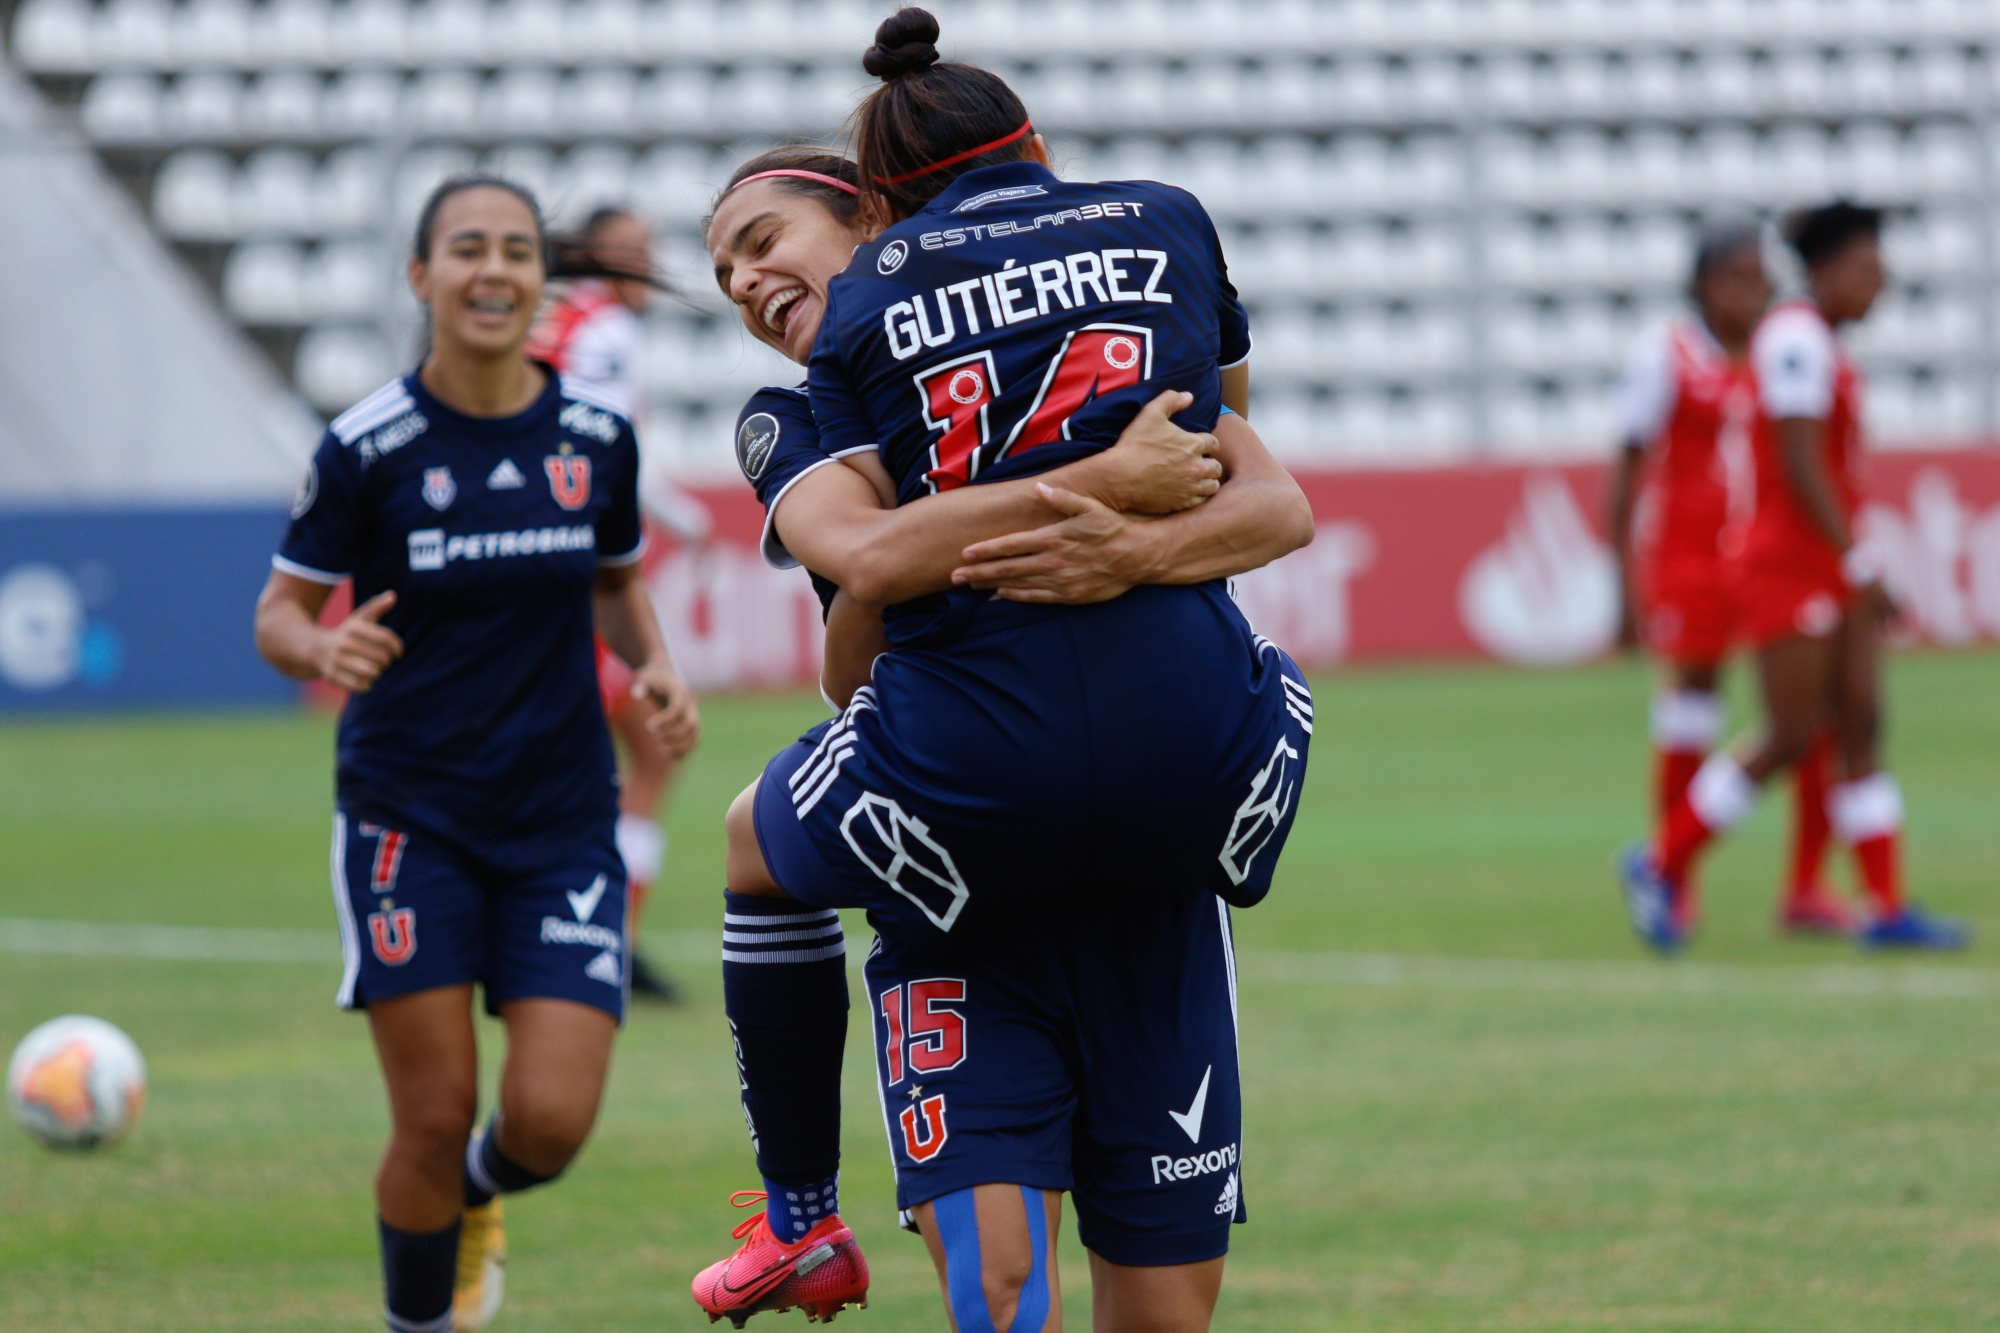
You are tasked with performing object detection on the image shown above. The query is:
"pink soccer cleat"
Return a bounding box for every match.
[692,1191,870,1327]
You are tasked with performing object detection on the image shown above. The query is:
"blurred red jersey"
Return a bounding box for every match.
[1741,300,1862,644]
[1617,317,1755,664]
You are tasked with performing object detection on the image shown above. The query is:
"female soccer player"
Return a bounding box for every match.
[1607,223,1851,934]
[530,205,706,1000]
[695,13,1317,1329]
[254,176,698,1333]
[1621,202,1966,953]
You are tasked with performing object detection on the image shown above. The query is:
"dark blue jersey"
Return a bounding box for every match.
[806,161,1250,506]
[734,382,847,616]
[275,367,643,854]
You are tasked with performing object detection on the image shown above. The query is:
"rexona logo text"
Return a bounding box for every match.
[1151,1141,1239,1186]
[407,525,596,571]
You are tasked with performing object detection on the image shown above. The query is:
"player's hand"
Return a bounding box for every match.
[1857,578,1899,623]
[952,483,1151,604]
[1097,390,1222,515]
[633,659,701,759]
[316,591,403,693]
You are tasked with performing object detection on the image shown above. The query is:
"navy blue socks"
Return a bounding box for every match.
[379,1215,459,1333]
[463,1117,559,1208]
[721,890,849,1242]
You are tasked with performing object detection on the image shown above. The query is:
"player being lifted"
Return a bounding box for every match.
[254,177,698,1333]
[1607,222,1853,935]
[530,205,712,1000]
[692,11,1317,1330]
[1620,202,1967,953]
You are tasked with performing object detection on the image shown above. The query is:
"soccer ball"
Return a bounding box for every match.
[7,1015,147,1149]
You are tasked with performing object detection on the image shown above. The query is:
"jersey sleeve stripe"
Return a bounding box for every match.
[558,373,633,420]
[329,379,416,443]
[596,537,646,568]
[758,455,849,570]
[271,553,348,585]
[1219,332,1255,371]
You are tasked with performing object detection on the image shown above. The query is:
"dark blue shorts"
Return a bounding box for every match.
[752,583,1313,936]
[329,811,630,1022]
[864,887,1246,1267]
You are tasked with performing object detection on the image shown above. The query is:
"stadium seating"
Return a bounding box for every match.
[9,0,1997,467]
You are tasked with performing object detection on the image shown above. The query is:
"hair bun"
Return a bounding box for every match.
[863,6,942,80]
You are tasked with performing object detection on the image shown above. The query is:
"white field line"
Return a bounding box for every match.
[3,918,1994,1002]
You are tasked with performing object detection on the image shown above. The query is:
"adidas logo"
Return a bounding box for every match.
[1214,1169,1239,1216]
[585,949,621,986]
[486,459,526,489]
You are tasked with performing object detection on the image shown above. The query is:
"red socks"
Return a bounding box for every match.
[1657,754,1757,884]
[1831,773,1907,918]
[1784,731,1834,903]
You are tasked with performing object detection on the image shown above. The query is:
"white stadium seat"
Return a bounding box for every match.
[80,71,161,141]
[393,145,478,229]
[94,0,170,69]
[328,0,408,66]
[638,64,714,135]
[407,67,481,134]
[12,0,93,73]
[488,0,563,65]
[315,147,389,234]
[222,240,305,323]
[248,0,328,68]
[407,0,487,66]
[153,148,237,238]
[161,71,241,140]
[548,144,634,225]
[561,66,637,134]
[240,70,322,138]
[170,0,252,70]
[236,147,317,235]
[297,324,396,411]
[322,67,403,134]
[480,142,557,205]
[485,65,559,134]
[302,240,384,319]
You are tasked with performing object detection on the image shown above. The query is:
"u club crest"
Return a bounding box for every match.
[545,455,591,510]
[421,466,456,511]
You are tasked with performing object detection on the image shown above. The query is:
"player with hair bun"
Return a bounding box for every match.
[693,10,1317,1329]
[1607,221,1852,934]
[1621,201,1968,954]
[255,175,697,1333]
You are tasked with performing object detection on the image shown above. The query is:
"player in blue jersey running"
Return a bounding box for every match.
[254,176,698,1333]
[692,13,1316,1328]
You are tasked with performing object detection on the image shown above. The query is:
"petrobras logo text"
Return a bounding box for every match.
[885,246,1174,362]
[559,401,620,444]
[407,525,596,571]
[920,199,1146,250]
[357,411,428,463]
[539,917,622,950]
[1151,1141,1239,1186]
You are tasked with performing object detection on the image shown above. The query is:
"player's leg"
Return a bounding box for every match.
[1086,1254,1224,1333]
[368,985,480,1333]
[1829,598,1968,948]
[1778,724,1848,934]
[610,695,681,999]
[912,1184,1064,1333]
[1626,632,1830,949]
[692,758,863,1324]
[1652,659,1723,928]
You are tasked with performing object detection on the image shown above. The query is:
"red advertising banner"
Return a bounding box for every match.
[640,449,2000,690]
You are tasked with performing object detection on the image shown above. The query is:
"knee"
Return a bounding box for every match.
[392,1095,476,1167]
[974,1262,1036,1333]
[496,1095,596,1174]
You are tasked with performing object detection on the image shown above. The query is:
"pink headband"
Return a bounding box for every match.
[729,168,860,197]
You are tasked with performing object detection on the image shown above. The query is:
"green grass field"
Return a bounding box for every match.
[3,651,1999,1331]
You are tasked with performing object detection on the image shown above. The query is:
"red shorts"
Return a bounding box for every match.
[1639,551,1739,666]
[595,637,634,719]
[1738,565,1850,648]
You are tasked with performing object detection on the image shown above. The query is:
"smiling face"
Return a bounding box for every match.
[408,186,546,363]
[708,181,875,366]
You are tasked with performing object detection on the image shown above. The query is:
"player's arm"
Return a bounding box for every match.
[253,572,403,692]
[952,410,1314,603]
[776,390,1222,606]
[593,563,699,758]
[1221,362,1250,417]
[1773,417,1852,552]
[820,589,889,710]
[1606,442,1649,649]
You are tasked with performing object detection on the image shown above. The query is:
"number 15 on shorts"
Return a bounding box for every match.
[879,979,967,1163]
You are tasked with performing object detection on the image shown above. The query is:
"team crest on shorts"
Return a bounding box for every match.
[737,412,780,482]
[545,455,591,510]
[841,792,971,931]
[421,467,456,511]
[1219,736,1301,886]
[368,906,417,965]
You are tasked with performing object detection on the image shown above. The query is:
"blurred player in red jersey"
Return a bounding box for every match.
[531,207,711,999]
[1608,222,1850,935]
[1621,203,1967,952]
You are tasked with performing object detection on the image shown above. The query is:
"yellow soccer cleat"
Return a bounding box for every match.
[454,1199,508,1331]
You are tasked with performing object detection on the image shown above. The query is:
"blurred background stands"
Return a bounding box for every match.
[6,0,1998,475]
